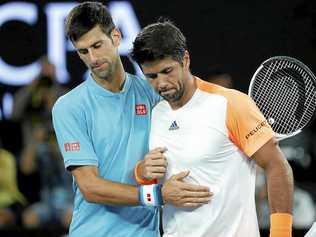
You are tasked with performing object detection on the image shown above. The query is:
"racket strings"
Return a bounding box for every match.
[269,63,303,133]
[252,60,283,115]
[263,66,304,134]
[277,77,301,134]
[290,64,316,130]
[254,61,291,128]
[251,59,316,135]
[298,78,316,128]
[259,65,299,133]
[276,66,315,133]
[252,59,282,102]
[292,65,311,119]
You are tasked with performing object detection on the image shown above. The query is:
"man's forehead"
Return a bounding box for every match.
[74,26,107,49]
[141,58,178,73]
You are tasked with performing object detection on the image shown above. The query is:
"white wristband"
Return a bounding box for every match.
[139,184,163,206]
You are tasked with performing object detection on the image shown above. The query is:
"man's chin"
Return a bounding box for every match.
[93,70,111,80]
[163,95,180,102]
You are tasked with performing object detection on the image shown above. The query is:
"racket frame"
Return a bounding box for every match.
[248,56,316,140]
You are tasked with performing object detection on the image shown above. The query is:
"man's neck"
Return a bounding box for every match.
[93,60,126,93]
[169,74,197,110]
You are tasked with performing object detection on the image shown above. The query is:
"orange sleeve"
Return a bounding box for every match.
[134,161,157,185]
[225,90,274,157]
[197,77,274,157]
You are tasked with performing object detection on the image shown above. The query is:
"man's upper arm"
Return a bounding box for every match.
[251,137,285,169]
[52,99,98,170]
[225,90,274,157]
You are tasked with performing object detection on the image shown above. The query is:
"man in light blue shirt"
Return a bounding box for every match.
[52,2,211,237]
[53,72,160,236]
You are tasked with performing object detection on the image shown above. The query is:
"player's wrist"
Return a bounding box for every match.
[138,184,163,207]
[269,213,292,237]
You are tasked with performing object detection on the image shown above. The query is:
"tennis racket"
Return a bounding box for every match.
[248,56,316,140]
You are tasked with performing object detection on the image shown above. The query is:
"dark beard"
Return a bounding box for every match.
[162,85,184,102]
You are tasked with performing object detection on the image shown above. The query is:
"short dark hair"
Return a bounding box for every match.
[131,20,187,65]
[65,1,115,42]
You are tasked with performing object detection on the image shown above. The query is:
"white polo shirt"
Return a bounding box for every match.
[149,77,274,237]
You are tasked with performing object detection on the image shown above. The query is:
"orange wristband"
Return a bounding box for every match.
[269,213,292,237]
[134,161,157,185]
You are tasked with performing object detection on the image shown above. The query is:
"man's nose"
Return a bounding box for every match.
[157,75,169,90]
[88,49,97,64]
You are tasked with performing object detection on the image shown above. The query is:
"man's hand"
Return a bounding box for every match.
[162,171,213,207]
[139,147,168,180]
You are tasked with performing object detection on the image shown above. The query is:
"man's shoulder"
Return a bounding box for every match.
[127,73,142,81]
[128,73,152,90]
[152,100,168,113]
[52,81,88,114]
[127,73,160,103]
[197,78,250,106]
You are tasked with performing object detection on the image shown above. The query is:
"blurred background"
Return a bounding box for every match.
[0,0,315,236]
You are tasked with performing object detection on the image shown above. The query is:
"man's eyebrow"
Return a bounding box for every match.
[160,67,172,73]
[145,66,174,78]
[77,40,103,51]
[145,73,158,79]
[91,40,103,47]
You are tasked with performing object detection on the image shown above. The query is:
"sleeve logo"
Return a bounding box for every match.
[245,120,268,139]
[135,104,147,115]
[64,142,80,152]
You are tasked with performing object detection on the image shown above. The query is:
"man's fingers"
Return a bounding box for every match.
[174,196,212,208]
[147,159,167,167]
[183,191,213,198]
[171,171,190,180]
[181,197,212,204]
[149,147,167,153]
[182,203,201,208]
[143,167,167,179]
[143,166,166,176]
[147,154,167,161]
[181,183,210,192]
[147,166,167,173]
[149,173,166,179]
[182,202,208,208]
[145,152,167,161]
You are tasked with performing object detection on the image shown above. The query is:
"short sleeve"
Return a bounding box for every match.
[226,91,274,157]
[52,99,98,169]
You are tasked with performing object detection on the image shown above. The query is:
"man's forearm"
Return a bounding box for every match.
[252,138,293,236]
[74,168,211,208]
[266,158,293,213]
[79,176,139,206]
[72,166,140,206]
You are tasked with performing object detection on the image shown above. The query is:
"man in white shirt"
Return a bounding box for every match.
[132,20,294,237]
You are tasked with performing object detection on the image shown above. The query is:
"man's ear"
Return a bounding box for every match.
[111,28,121,47]
[183,50,190,70]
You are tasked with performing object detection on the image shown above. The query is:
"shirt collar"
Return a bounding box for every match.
[86,73,131,97]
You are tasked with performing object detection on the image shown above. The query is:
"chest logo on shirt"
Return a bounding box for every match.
[169,120,179,130]
[64,142,80,152]
[135,104,147,115]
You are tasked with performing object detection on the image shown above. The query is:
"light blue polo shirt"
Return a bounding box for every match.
[52,73,161,237]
